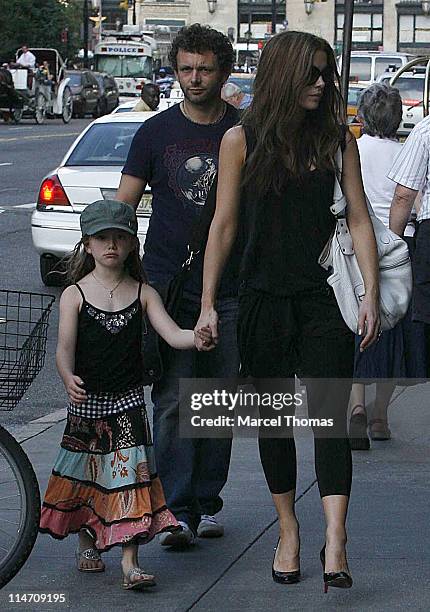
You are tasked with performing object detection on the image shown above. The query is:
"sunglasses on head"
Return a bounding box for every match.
[308,65,333,85]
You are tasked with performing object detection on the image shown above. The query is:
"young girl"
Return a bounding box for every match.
[39,199,212,590]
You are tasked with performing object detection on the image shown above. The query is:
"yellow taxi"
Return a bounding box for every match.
[346,84,364,139]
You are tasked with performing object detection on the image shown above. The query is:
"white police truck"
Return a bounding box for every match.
[94,33,155,97]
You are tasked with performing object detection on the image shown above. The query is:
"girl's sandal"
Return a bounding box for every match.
[368,418,391,441]
[349,404,370,451]
[122,568,156,590]
[75,547,105,573]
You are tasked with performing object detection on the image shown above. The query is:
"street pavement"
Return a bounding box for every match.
[0,118,92,427]
[0,118,91,208]
[1,384,429,611]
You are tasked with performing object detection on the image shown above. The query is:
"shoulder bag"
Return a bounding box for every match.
[141,177,218,383]
[318,147,412,333]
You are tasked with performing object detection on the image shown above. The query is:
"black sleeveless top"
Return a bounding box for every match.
[239,126,338,296]
[74,283,144,394]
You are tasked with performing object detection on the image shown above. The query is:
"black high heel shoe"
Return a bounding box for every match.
[320,545,353,593]
[272,538,301,585]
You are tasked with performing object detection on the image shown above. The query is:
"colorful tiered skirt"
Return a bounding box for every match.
[40,401,178,551]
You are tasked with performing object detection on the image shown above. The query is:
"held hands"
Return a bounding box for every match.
[64,374,87,404]
[194,325,216,351]
[194,307,219,352]
[358,292,381,352]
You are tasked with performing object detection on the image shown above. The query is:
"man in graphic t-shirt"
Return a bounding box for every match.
[117,24,240,548]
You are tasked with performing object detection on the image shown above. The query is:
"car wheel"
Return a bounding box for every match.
[12,108,23,123]
[93,101,101,118]
[61,87,73,123]
[40,255,66,287]
[75,102,85,119]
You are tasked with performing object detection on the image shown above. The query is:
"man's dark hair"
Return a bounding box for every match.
[169,23,234,74]
[143,83,159,93]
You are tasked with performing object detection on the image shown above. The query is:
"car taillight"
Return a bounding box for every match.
[403,99,419,107]
[37,174,71,208]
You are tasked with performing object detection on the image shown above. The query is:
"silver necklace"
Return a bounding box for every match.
[91,271,125,299]
[181,101,226,125]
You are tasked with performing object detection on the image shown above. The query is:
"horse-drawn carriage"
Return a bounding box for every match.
[0,48,72,124]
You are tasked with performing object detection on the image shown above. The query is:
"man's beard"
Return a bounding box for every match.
[182,85,221,107]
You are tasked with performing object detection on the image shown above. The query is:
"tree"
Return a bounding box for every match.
[0,0,82,63]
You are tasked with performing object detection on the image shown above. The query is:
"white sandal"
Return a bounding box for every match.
[122,567,156,590]
[75,547,105,573]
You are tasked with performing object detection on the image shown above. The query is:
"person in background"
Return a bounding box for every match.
[134,83,160,112]
[16,44,36,90]
[17,45,36,69]
[221,82,252,110]
[348,83,426,450]
[389,95,430,380]
[36,60,54,104]
[156,67,174,98]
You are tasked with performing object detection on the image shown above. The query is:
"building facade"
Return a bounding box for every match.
[111,1,430,55]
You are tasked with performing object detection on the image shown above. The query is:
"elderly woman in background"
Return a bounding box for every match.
[221,82,253,110]
[349,83,426,450]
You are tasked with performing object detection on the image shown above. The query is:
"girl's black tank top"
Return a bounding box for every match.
[239,125,339,296]
[74,282,144,394]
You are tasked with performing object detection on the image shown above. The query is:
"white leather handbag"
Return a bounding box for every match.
[318,147,412,333]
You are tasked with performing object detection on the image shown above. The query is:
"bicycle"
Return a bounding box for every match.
[0,290,55,589]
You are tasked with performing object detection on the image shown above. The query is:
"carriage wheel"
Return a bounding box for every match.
[61,86,73,124]
[35,92,46,124]
[12,108,23,124]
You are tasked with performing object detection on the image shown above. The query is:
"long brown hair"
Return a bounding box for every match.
[65,236,144,284]
[242,31,346,197]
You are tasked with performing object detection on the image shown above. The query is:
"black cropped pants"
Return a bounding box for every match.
[238,286,355,498]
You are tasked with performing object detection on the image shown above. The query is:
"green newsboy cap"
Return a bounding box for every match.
[80,199,138,236]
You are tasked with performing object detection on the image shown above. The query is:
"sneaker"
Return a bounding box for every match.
[159,521,196,548]
[197,515,224,538]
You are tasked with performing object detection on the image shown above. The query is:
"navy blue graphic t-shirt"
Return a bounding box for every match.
[122,102,240,297]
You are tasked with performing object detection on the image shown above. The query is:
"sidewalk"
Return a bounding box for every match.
[1,384,430,611]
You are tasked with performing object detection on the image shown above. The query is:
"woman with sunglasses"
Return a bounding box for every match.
[196,31,380,591]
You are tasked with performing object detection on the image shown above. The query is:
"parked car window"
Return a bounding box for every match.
[393,77,424,103]
[380,75,424,103]
[65,123,141,166]
[347,87,364,106]
[349,57,372,82]
[113,106,133,113]
[88,73,98,87]
[375,57,402,78]
[67,72,82,87]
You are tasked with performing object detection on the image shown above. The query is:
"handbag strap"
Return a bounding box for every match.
[329,146,354,257]
[330,146,347,218]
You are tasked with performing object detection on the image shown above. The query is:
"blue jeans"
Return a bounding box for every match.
[152,294,239,533]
